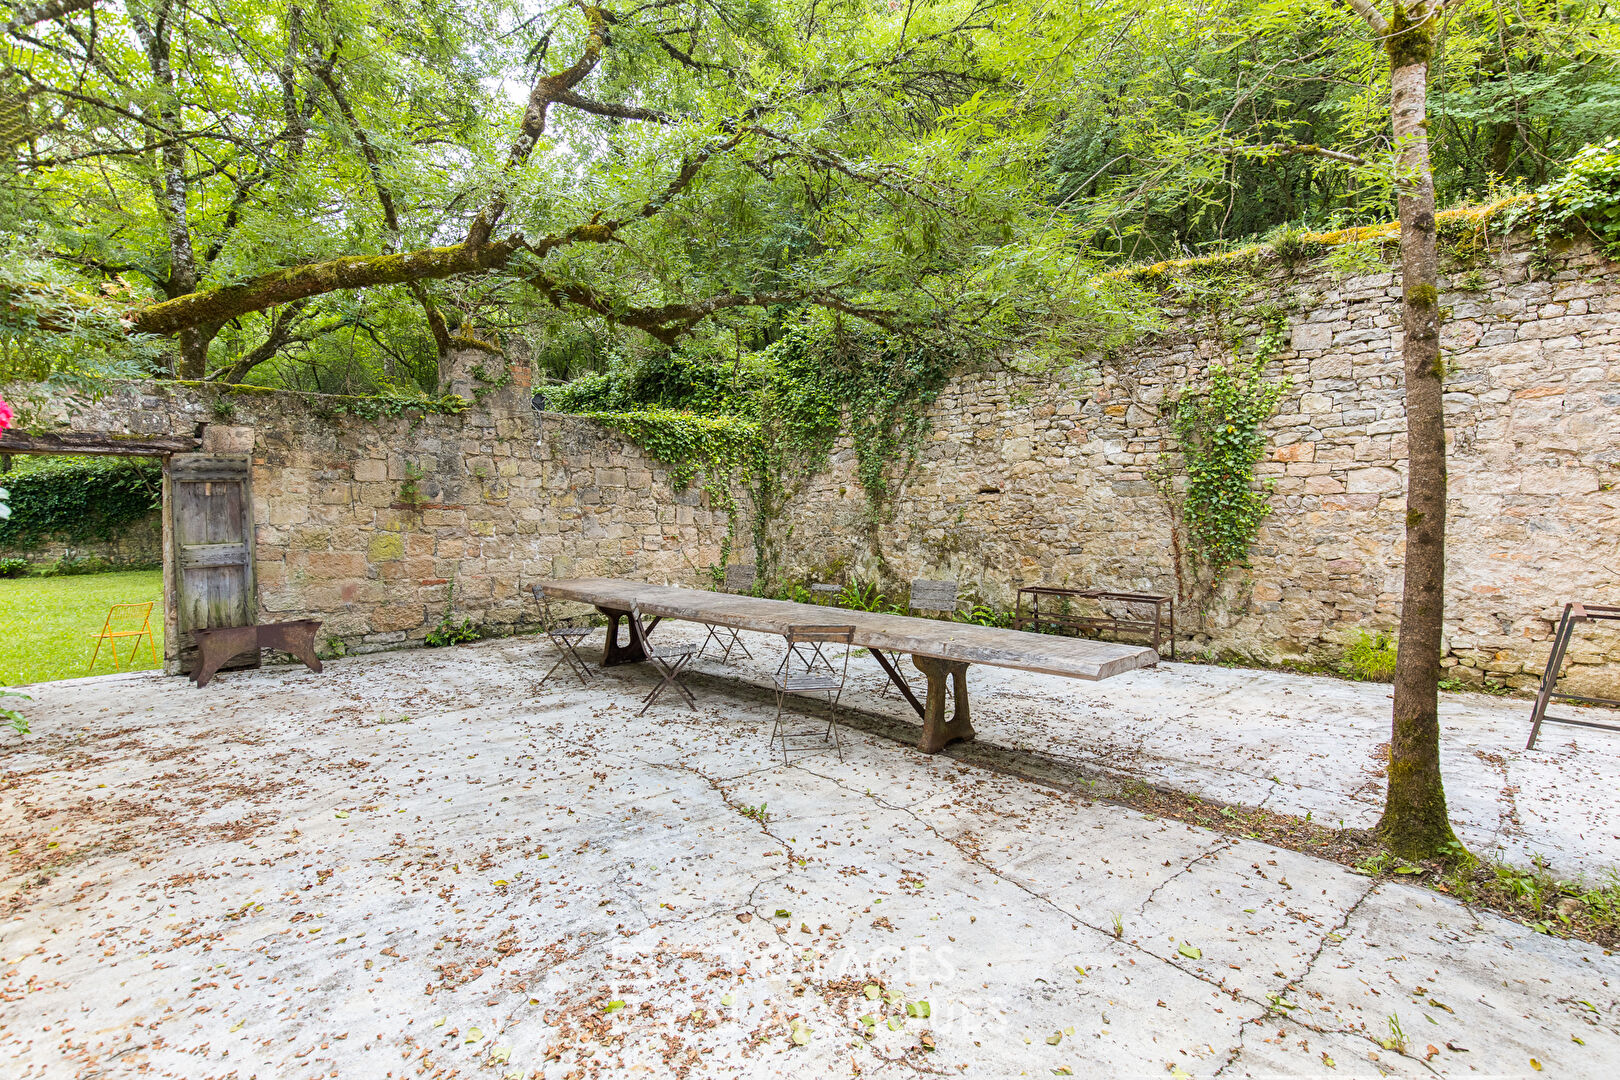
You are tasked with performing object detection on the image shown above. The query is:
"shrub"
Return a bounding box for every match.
[425,618,482,647]
[1515,139,1620,255]
[0,457,162,550]
[0,557,28,578]
[1341,629,1397,682]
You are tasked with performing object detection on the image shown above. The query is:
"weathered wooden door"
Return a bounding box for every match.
[168,454,257,673]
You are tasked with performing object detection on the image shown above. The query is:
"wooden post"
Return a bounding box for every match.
[913,655,974,754]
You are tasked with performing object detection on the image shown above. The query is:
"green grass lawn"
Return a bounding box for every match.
[0,570,165,686]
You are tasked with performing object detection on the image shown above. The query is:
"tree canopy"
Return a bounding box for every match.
[1,0,1615,396]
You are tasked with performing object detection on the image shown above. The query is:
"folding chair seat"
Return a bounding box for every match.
[531,583,596,687]
[628,602,698,715]
[699,564,757,663]
[770,625,854,764]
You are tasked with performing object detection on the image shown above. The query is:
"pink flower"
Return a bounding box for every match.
[0,395,11,433]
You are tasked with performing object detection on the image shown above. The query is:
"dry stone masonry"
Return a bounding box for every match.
[5,233,1618,692]
[780,236,1620,695]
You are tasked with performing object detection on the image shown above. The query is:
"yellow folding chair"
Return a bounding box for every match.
[88,601,160,674]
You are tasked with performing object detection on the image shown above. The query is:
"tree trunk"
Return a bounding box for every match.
[1376,2,1463,860]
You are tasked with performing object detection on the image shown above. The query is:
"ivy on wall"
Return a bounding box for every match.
[1157,323,1291,581]
[0,456,162,550]
[547,320,964,584]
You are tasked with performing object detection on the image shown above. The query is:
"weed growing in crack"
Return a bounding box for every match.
[740,802,771,825]
[1109,911,1124,939]
[1378,1013,1409,1054]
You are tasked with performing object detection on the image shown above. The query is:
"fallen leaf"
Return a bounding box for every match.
[334,811,349,819]
[602,1000,626,1013]
[464,1027,484,1045]
[775,909,791,919]
[1046,1032,1063,1045]
[1424,1045,1440,1061]
[720,994,735,1006]
[1531,1059,1542,1072]
[1428,998,1454,1013]
[919,1033,936,1051]
[735,912,752,923]
[229,1020,244,1032]
[1177,944,1202,960]
[863,984,881,1000]
[1446,1042,1469,1053]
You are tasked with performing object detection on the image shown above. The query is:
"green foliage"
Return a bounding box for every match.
[398,463,428,510]
[1513,139,1620,255]
[833,581,903,615]
[0,568,164,684]
[424,618,482,647]
[324,393,470,423]
[1323,240,1388,276]
[1160,324,1291,577]
[1,689,28,738]
[954,602,1012,629]
[1341,629,1398,683]
[0,557,27,578]
[0,457,161,550]
[48,552,129,577]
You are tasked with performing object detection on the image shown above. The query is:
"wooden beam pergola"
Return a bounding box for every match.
[0,431,199,456]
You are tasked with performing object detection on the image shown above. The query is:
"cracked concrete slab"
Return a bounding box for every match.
[3,635,1618,1078]
[681,631,1620,878]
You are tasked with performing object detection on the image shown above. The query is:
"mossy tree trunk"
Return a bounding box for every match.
[1352,0,1464,860]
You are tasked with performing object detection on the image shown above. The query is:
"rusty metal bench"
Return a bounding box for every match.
[190,620,324,688]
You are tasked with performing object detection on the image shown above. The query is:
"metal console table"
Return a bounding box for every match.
[1013,587,1174,660]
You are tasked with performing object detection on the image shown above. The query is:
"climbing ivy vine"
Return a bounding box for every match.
[1157,322,1291,581]
[548,319,965,584]
[576,408,764,583]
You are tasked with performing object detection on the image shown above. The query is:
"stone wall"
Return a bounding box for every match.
[5,232,1619,692]
[772,237,1620,694]
[3,367,733,671]
[0,511,162,569]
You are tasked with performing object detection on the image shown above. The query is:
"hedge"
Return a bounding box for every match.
[0,457,163,550]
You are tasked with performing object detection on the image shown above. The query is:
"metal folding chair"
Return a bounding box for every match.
[879,579,958,698]
[531,583,595,687]
[770,625,855,764]
[699,564,757,663]
[88,600,159,674]
[628,602,697,715]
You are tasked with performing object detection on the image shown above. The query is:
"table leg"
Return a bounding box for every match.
[597,607,648,666]
[869,648,925,718]
[913,655,974,754]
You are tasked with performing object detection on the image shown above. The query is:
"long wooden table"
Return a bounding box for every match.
[539,578,1160,754]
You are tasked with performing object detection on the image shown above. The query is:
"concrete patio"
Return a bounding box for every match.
[4,632,1620,1078]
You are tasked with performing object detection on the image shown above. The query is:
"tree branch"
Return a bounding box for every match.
[5,0,93,34]
[1341,0,1389,36]
[1216,141,1371,168]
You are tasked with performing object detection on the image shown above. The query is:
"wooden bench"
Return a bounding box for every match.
[190,620,324,688]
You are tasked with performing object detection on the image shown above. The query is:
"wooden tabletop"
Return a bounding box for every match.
[539,578,1159,682]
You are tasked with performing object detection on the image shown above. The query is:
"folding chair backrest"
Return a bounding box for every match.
[106,600,155,631]
[782,624,855,679]
[909,579,959,613]
[532,584,565,632]
[723,564,757,594]
[628,602,655,655]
